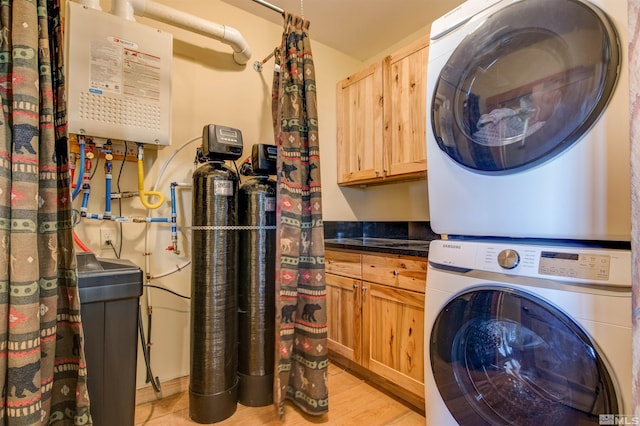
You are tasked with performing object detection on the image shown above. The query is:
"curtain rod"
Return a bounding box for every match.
[252,0,284,16]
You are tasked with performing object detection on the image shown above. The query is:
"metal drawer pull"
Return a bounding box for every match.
[353,283,359,290]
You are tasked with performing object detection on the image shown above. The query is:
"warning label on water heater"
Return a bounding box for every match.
[89,38,162,101]
[89,39,124,94]
[214,181,234,196]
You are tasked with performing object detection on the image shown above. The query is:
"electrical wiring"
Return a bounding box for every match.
[143,284,190,300]
[141,135,200,392]
[138,306,161,394]
[89,152,101,180]
[106,240,119,258]
[115,150,127,260]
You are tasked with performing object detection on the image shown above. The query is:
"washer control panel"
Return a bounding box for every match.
[538,251,610,280]
[428,239,631,286]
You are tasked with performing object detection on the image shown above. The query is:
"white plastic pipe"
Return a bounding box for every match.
[110,0,252,65]
[110,0,138,20]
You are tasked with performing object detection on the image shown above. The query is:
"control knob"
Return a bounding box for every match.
[497,249,520,270]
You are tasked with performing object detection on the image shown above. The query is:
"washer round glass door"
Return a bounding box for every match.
[430,286,619,425]
[431,0,620,172]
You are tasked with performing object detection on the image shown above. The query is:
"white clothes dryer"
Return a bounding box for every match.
[426,0,630,241]
[424,239,632,425]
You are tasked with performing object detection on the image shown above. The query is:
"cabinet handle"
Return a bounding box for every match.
[362,285,367,293]
[375,170,380,176]
[353,283,359,290]
[392,270,399,277]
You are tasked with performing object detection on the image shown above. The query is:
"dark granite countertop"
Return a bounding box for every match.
[324,237,433,257]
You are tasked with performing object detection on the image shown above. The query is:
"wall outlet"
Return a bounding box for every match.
[100,228,116,249]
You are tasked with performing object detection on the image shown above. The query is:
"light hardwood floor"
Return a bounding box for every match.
[135,362,425,425]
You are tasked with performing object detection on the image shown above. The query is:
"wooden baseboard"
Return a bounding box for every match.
[135,375,189,406]
[329,351,425,416]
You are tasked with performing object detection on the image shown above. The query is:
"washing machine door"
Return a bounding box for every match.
[430,286,619,425]
[431,0,620,172]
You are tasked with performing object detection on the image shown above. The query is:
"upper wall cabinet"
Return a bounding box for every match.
[336,36,429,186]
[336,62,384,185]
[383,37,429,179]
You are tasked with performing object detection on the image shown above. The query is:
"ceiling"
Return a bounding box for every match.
[221,0,465,61]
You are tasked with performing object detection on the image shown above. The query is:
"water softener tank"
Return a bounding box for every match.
[237,143,278,406]
[190,125,243,424]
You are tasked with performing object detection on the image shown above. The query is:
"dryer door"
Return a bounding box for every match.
[431,0,620,172]
[430,286,619,425]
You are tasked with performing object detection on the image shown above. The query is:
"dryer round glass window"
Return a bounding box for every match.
[430,286,620,425]
[431,0,620,172]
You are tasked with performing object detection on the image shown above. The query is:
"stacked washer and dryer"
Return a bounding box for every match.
[424,0,632,425]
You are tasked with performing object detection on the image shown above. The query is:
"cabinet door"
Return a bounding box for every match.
[362,253,427,293]
[336,62,384,185]
[326,273,362,363]
[363,283,425,398]
[383,36,428,179]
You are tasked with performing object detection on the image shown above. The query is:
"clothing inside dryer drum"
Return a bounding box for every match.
[430,287,619,426]
[431,0,620,172]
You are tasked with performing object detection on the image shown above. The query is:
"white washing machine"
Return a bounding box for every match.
[426,0,630,241]
[424,239,632,425]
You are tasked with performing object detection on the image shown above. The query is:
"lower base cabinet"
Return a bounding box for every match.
[326,249,426,411]
[366,283,425,398]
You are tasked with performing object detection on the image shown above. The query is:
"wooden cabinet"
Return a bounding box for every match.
[336,62,384,185]
[362,253,428,293]
[364,283,425,398]
[325,248,427,406]
[336,35,429,186]
[383,38,429,179]
[326,251,362,362]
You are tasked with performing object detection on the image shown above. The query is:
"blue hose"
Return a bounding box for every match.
[105,160,112,219]
[71,136,85,201]
[81,188,90,217]
[171,183,178,239]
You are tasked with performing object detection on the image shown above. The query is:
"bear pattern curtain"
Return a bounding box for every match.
[0,0,91,424]
[272,12,329,418]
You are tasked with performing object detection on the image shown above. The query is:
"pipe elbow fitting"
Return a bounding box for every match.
[223,25,252,65]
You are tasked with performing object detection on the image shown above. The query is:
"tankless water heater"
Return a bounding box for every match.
[65,1,173,145]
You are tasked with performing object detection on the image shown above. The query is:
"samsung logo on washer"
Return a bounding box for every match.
[442,243,462,249]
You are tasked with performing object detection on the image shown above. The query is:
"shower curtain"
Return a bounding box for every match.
[272,12,328,418]
[0,1,91,424]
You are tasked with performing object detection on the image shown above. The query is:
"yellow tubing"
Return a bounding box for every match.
[137,148,165,210]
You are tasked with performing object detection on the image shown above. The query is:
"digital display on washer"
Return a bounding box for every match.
[539,251,610,280]
[540,252,579,261]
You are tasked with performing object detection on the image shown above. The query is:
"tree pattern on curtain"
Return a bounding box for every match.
[272,12,328,417]
[0,1,91,424]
